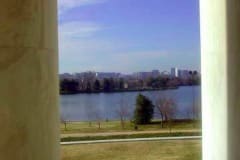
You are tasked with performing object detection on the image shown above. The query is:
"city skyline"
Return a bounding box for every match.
[58,0,200,74]
[60,67,199,76]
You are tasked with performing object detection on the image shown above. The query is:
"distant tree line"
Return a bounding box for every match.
[59,73,200,94]
[60,79,79,94]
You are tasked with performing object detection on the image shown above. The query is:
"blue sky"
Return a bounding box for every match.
[58,0,200,74]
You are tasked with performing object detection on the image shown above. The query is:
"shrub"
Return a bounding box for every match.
[134,94,154,124]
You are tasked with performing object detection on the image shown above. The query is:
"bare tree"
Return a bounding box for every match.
[189,70,199,121]
[193,97,202,120]
[192,97,202,128]
[155,95,177,132]
[90,107,102,129]
[61,114,68,131]
[95,112,102,129]
[84,98,103,129]
[117,96,130,129]
[85,100,95,127]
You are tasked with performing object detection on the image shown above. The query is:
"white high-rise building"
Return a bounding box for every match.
[171,67,178,77]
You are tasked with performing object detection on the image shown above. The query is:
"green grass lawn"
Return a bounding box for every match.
[61,120,201,142]
[61,140,202,160]
[61,119,201,134]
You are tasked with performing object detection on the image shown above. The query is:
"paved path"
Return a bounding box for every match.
[61,136,202,145]
[61,129,201,138]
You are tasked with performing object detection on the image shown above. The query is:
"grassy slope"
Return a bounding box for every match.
[62,140,201,160]
[61,120,201,134]
[61,120,201,142]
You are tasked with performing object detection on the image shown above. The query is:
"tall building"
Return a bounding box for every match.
[74,71,96,81]
[152,70,160,78]
[171,67,178,77]
[134,72,152,80]
[178,69,191,79]
[59,73,74,80]
[96,72,120,79]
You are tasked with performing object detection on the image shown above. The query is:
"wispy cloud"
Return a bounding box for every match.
[58,0,107,15]
[59,21,103,39]
[58,20,168,73]
[58,21,117,62]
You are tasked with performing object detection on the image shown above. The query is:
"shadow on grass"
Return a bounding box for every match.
[61,131,201,142]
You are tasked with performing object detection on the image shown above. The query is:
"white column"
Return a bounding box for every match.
[200,0,240,160]
[0,0,60,160]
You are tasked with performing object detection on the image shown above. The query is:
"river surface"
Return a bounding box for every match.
[60,86,201,121]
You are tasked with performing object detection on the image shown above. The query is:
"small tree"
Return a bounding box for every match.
[103,78,111,92]
[60,114,68,131]
[155,96,177,132]
[96,113,102,129]
[86,81,92,93]
[134,94,154,124]
[119,78,125,89]
[192,97,202,127]
[91,107,102,129]
[117,96,130,129]
[86,100,95,127]
[94,79,101,91]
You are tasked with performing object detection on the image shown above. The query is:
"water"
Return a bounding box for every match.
[60,86,201,121]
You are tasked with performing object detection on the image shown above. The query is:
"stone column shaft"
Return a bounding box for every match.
[0,0,59,160]
[200,0,240,159]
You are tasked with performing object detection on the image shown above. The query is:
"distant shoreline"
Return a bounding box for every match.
[60,86,179,95]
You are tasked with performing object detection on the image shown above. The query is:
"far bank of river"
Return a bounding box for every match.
[60,86,201,121]
[60,86,179,95]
